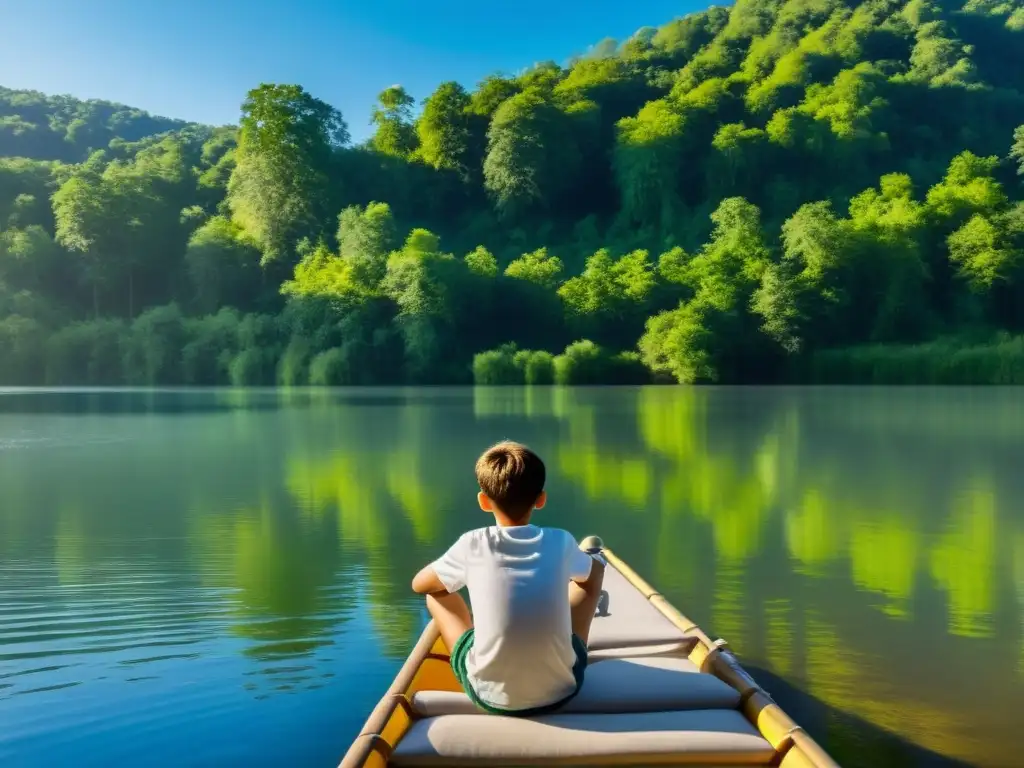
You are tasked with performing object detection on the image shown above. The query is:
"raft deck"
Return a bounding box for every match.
[341,545,840,768]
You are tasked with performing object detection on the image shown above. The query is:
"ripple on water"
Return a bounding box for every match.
[0,664,79,680]
[11,682,83,697]
[118,652,203,666]
[0,434,130,452]
[0,559,232,707]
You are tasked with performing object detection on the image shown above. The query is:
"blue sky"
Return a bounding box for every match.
[0,0,709,142]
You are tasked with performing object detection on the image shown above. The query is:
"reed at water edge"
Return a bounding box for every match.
[804,334,1024,385]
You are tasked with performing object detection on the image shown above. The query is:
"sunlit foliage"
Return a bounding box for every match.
[2,0,1024,385]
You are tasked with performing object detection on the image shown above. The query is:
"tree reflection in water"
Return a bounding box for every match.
[1,386,1022,768]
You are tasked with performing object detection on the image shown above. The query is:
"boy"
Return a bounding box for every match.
[411,440,606,715]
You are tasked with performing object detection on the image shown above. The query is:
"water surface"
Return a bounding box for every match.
[1,387,1022,768]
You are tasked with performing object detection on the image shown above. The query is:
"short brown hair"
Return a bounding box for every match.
[475,441,546,520]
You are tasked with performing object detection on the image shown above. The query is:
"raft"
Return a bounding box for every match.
[340,537,840,768]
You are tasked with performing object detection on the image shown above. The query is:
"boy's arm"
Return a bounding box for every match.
[412,534,469,594]
[568,536,605,584]
[571,555,605,585]
[411,565,449,595]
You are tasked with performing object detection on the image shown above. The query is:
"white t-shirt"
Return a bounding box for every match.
[431,524,595,711]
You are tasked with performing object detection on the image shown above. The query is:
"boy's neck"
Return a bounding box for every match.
[493,510,533,528]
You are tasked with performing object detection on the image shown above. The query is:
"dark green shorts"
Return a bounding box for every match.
[449,629,588,717]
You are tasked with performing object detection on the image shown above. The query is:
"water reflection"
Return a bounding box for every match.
[476,386,1024,767]
[1016,534,1024,676]
[1,386,1022,768]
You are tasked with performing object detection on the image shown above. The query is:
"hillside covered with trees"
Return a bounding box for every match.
[2,0,1024,386]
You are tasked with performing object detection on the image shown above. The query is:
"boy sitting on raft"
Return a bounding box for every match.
[411,440,606,715]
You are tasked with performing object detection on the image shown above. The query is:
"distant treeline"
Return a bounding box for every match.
[2,0,1024,386]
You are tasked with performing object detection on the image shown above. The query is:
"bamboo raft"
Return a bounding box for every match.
[340,537,840,767]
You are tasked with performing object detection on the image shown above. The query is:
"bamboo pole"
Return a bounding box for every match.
[603,547,716,650]
[791,730,842,768]
[597,540,840,768]
[337,621,439,768]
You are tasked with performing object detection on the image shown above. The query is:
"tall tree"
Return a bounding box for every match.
[503,247,564,289]
[371,86,417,158]
[0,226,64,298]
[1011,125,1024,177]
[947,213,1022,295]
[613,99,686,232]
[640,198,774,383]
[51,164,117,317]
[845,174,932,341]
[381,228,465,382]
[337,201,399,290]
[184,216,264,314]
[227,84,347,266]
[483,89,578,218]
[558,248,658,347]
[416,82,473,179]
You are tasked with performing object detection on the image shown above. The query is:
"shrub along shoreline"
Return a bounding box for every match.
[471,335,1024,386]
[473,341,649,385]
[8,297,1024,386]
[7,295,1024,387]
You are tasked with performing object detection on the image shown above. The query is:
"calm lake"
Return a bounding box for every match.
[1,386,1022,768]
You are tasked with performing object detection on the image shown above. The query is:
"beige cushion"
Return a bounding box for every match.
[588,641,690,660]
[412,656,741,716]
[391,709,774,766]
[587,565,685,651]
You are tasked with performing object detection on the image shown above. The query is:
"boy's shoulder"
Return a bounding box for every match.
[453,525,576,543]
[485,525,578,550]
[455,525,496,540]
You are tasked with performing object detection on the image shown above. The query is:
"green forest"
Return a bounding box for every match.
[2,0,1024,386]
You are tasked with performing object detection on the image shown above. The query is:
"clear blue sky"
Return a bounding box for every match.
[0,0,710,142]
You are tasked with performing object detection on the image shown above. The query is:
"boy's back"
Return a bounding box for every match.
[411,440,605,715]
[432,523,594,711]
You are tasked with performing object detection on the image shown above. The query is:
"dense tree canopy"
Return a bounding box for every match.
[2,0,1024,386]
